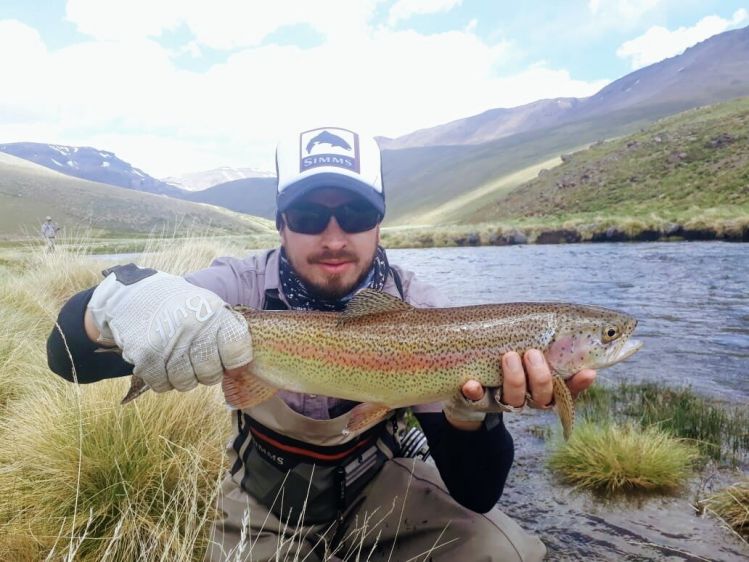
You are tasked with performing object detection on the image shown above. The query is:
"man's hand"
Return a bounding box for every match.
[86,264,253,393]
[443,349,597,431]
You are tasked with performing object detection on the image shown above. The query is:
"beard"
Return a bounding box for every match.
[289,248,376,301]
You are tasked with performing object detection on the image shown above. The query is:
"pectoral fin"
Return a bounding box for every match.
[222,368,277,410]
[344,403,392,435]
[552,374,575,440]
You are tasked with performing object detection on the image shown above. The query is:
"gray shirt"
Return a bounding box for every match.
[186,248,448,419]
[41,221,58,238]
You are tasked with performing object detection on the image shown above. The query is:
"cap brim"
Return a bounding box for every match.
[276,172,385,215]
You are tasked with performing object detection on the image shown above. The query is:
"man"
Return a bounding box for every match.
[41,215,60,252]
[47,126,596,561]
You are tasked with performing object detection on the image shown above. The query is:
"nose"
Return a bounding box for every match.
[319,216,347,250]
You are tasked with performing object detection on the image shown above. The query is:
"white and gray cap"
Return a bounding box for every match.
[275,126,385,215]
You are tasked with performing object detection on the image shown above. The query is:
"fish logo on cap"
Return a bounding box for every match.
[299,127,360,173]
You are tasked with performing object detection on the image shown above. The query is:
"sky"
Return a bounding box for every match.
[0,1,747,178]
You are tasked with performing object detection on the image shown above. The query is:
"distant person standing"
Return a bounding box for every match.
[41,216,60,252]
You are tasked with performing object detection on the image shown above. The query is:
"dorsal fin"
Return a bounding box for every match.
[338,289,413,325]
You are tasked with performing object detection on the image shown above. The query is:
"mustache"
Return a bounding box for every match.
[307,250,359,264]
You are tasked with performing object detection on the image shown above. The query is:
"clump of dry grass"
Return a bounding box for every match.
[0,234,244,560]
[702,479,749,542]
[0,381,230,561]
[548,421,700,495]
[136,235,250,275]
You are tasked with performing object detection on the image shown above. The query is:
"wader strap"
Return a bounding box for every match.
[391,267,404,299]
[239,413,385,468]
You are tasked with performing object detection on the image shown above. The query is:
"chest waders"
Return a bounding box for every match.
[228,263,407,527]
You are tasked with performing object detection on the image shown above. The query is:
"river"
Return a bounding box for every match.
[389,241,749,403]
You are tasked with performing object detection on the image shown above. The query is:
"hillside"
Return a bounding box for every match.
[383,105,661,224]
[463,97,749,228]
[380,26,749,225]
[0,152,275,238]
[381,25,749,151]
[182,177,277,220]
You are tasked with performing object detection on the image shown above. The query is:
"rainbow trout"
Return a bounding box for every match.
[124,290,642,437]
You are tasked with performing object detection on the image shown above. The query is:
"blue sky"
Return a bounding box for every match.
[0,0,746,177]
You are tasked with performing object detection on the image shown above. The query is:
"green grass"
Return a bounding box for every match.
[576,382,749,466]
[461,97,749,227]
[548,422,699,495]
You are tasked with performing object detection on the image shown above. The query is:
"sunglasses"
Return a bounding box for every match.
[283,201,382,235]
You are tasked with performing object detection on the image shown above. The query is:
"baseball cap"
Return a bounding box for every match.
[46,216,52,220]
[275,126,385,215]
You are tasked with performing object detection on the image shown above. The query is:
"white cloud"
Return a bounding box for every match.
[65,0,183,40]
[587,0,662,21]
[616,9,748,69]
[0,6,608,177]
[65,0,382,48]
[388,0,463,26]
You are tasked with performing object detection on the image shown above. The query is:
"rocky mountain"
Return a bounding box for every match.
[162,166,274,191]
[380,25,749,151]
[0,142,186,198]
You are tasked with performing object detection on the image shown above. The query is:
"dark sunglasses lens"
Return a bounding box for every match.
[284,205,331,234]
[336,203,381,233]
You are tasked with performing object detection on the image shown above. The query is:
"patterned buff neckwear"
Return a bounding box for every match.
[278,246,391,311]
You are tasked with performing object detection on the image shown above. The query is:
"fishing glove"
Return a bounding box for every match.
[87,263,252,393]
[443,393,489,424]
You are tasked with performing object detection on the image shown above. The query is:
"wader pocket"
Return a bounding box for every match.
[240,426,389,525]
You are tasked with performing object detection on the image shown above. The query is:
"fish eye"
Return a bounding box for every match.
[602,326,620,343]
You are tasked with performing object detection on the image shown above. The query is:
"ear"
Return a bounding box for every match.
[375,223,381,244]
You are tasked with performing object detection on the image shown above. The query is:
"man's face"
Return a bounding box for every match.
[280,188,381,300]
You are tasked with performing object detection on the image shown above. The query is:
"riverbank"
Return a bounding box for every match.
[381,212,749,248]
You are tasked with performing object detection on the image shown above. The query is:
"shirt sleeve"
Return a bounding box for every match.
[47,287,134,383]
[415,412,514,513]
[184,255,263,307]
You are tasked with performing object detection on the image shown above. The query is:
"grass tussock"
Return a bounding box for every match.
[0,381,230,561]
[702,479,749,541]
[0,234,243,560]
[577,382,749,466]
[548,422,699,495]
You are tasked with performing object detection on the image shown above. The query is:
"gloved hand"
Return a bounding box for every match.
[87,263,252,393]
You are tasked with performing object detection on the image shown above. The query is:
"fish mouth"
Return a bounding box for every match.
[606,338,643,366]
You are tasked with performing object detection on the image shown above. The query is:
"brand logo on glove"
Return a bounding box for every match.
[150,294,214,347]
